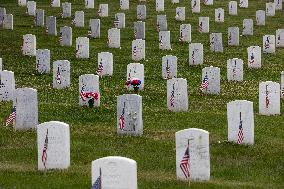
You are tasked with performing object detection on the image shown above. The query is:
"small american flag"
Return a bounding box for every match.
[56,67,61,84]
[180,146,190,179]
[59,33,63,43]
[170,84,175,107]
[277,35,281,45]
[91,169,102,189]
[191,51,195,64]
[108,38,111,46]
[113,18,120,27]
[156,23,160,32]
[34,14,37,26]
[249,51,255,64]
[200,75,209,91]
[166,60,170,78]
[199,22,203,32]
[42,129,48,169]
[228,32,232,44]
[218,13,221,21]
[134,29,137,39]
[46,27,49,34]
[159,36,163,47]
[119,103,125,130]
[237,113,244,144]
[96,60,104,75]
[6,106,16,126]
[265,85,270,108]
[50,0,53,6]
[232,60,237,78]
[192,0,197,9]
[133,46,137,57]
[97,8,102,16]
[264,37,270,49]
[179,31,183,42]
[281,87,284,97]
[80,91,100,102]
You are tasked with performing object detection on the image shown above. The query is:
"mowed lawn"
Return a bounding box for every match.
[0,0,283,188]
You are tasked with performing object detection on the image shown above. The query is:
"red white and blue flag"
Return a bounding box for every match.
[180,147,190,179]
[170,84,175,107]
[6,106,16,126]
[119,103,125,130]
[237,113,244,144]
[42,129,48,169]
[200,75,209,91]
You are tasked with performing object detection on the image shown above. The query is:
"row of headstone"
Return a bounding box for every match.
[26,1,36,16]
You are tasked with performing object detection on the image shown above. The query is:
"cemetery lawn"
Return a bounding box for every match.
[0,0,283,188]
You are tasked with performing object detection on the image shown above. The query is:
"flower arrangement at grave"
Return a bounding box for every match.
[125,77,142,93]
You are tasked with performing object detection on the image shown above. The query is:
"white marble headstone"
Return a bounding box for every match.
[189,43,203,66]
[37,121,70,170]
[175,7,185,21]
[242,19,253,36]
[134,21,145,39]
[120,0,129,10]
[239,0,248,8]
[227,58,243,81]
[247,46,262,69]
[157,15,167,31]
[59,26,72,46]
[53,60,70,89]
[229,1,238,15]
[198,17,209,33]
[179,24,191,43]
[256,10,265,26]
[176,128,210,181]
[27,1,36,16]
[162,55,177,79]
[22,34,36,56]
[227,100,254,145]
[76,37,89,59]
[79,74,100,107]
[92,156,137,189]
[137,5,146,20]
[36,49,50,74]
[156,0,164,12]
[3,14,13,30]
[14,87,38,130]
[126,63,144,90]
[114,13,125,29]
[108,28,120,48]
[276,29,284,47]
[275,0,282,10]
[97,52,113,76]
[204,0,213,5]
[259,81,280,115]
[98,4,108,17]
[171,0,179,3]
[62,2,71,18]
[0,58,2,71]
[263,35,275,54]
[117,94,143,135]
[201,66,220,94]
[215,8,224,22]
[50,0,60,7]
[210,33,223,52]
[18,0,27,6]
[191,0,200,13]
[167,78,188,112]
[35,9,44,27]
[89,19,100,39]
[74,11,84,27]
[266,3,275,16]
[228,27,239,46]
[46,16,57,36]
[85,0,94,9]
[159,31,171,50]
[132,39,145,61]
[0,8,6,27]
[0,70,15,102]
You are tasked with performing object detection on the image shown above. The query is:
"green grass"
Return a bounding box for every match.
[0,0,284,188]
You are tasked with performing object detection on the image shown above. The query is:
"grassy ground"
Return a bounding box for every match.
[0,0,283,188]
